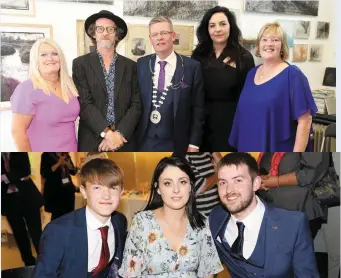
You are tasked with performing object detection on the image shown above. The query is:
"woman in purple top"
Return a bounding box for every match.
[10,38,80,151]
[229,22,317,152]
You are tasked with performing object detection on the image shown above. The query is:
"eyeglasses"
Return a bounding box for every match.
[95,26,117,34]
[150,31,173,38]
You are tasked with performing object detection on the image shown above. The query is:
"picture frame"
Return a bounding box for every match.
[1,0,35,16]
[173,25,194,56]
[293,44,308,62]
[0,23,53,110]
[125,24,152,62]
[241,38,262,66]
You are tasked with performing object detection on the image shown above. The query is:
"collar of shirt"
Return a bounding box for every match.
[86,206,113,232]
[155,51,176,68]
[96,50,118,73]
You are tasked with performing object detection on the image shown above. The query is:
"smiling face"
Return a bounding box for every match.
[38,43,60,75]
[157,166,191,211]
[80,183,123,223]
[208,12,230,45]
[149,21,176,57]
[258,29,283,61]
[217,164,260,218]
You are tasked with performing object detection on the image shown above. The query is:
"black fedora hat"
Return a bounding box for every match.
[85,10,127,40]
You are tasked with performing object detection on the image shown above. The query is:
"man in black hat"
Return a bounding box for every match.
[73,10,141,152]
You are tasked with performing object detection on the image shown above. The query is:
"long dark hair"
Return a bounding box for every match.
[144,156,205,230]
[192,6,242,63]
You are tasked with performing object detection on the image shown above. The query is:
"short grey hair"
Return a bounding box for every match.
[148,16,174,32]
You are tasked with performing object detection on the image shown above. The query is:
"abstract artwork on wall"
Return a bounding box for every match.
[294,21,310,39]
[293,44,308,62]
[244,0,319,16]
[0,23,53,110]
[309,45,323,61]
[123,0,218,20]
[316,22,330,39]
[1,0,35,16]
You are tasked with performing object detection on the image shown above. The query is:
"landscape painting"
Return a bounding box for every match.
[0,23,52,110]
[294,20,310,39]
[245,1,319,16]
[1,0,35,16]
[123,0,218,21]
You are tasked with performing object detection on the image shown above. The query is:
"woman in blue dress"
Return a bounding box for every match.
[118,156,223,278]
[229,22,317,151]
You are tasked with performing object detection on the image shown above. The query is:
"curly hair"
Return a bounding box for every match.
[192,6,242,63]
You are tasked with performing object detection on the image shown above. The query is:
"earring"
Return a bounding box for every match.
[154,182,157,188]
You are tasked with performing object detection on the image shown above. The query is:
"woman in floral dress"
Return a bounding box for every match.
[119,156,223,278]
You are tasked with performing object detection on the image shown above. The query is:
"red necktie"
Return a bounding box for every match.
[92,226,110,275]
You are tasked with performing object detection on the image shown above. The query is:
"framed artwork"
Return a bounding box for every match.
[173,25,194,56]
[244,0,319,16]
[76,19,125,57]
[316,21,330,39]
[50,0,113,3]
[294,21,310,39]
[322,67,336,87]
[293,44,308,62]
[125,24,152,62]
[1,0,35,16]
[123,0,218,21]
[309,44,323,61]
[1,23,53,111]
[242,38,262,66]
[276,20,294,47]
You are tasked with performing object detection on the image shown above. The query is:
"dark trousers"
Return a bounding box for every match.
[138,134,174,151]
[4,193,42,266]
[309,217,323,240]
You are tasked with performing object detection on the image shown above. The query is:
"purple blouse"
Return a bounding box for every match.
[10,79,80,151]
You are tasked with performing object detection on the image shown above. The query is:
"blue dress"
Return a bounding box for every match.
[229,64,318,151]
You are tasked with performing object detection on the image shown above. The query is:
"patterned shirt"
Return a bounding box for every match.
[97,49,118,125]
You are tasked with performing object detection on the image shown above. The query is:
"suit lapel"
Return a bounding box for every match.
[264,206,280,277]
[74,208,89,277]
[89,51,107,92]
[114,55,125,102]
[107,214,121,277]
[172,52,184,119]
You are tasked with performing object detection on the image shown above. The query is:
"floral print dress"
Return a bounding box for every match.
[118,210,223,277]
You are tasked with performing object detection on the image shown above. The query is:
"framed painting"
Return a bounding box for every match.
[241,38,262,66]
[293,44,308,62]
[76,19,125,57]
[0,23,53,110]
[125,24,152,62]
[1,0,35,16]
[173,25,194,56]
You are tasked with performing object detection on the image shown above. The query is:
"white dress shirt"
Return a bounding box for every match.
[224,196,265,259]
[86,206,116,272]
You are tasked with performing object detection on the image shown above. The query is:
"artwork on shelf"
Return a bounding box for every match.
[242,39,262,66]
[125,24,152,62]
[294,20,310,39]
[276,20,294,47]
[316,22,330,39]
[76,19,124,57]
[1,0,35,16]
[49,0,114,3]
[123,0,218,20]
[322,67,336,87]
[0,23,53,110]
[309,44,323,61]
[244,0,319,16]
[173,25,194,56]
[293,44,308,62]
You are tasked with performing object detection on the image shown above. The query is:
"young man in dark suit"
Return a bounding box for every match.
[209,152,319,278]
[1,152,44,266]
[73,10,141,152]
[136,16,205,155]
[33,158,127,278]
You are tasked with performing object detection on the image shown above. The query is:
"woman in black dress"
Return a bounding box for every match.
[192,6,255,151]
[41,152,78,220]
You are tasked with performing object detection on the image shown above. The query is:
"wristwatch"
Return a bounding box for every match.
[100,127,111,138]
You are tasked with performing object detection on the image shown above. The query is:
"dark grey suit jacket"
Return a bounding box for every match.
[72,51,142,151]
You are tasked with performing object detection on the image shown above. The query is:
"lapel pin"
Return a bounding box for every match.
[272,226,278,230]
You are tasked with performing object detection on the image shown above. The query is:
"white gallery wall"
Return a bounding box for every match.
[1,0,337,151]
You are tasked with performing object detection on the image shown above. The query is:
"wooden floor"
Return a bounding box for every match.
[1,236,230,277]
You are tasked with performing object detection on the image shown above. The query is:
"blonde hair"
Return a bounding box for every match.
[149,16,174,32]
[29,38,78,103]
[255,22,289,61]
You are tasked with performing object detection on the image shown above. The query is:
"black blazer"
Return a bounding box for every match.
[136,53,205,156]
[72,51,142,151]
[1,153,43,216]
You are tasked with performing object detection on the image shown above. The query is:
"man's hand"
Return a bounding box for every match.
[99,130,127,151]
[187,146,199,152]
[260,175,278,190]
